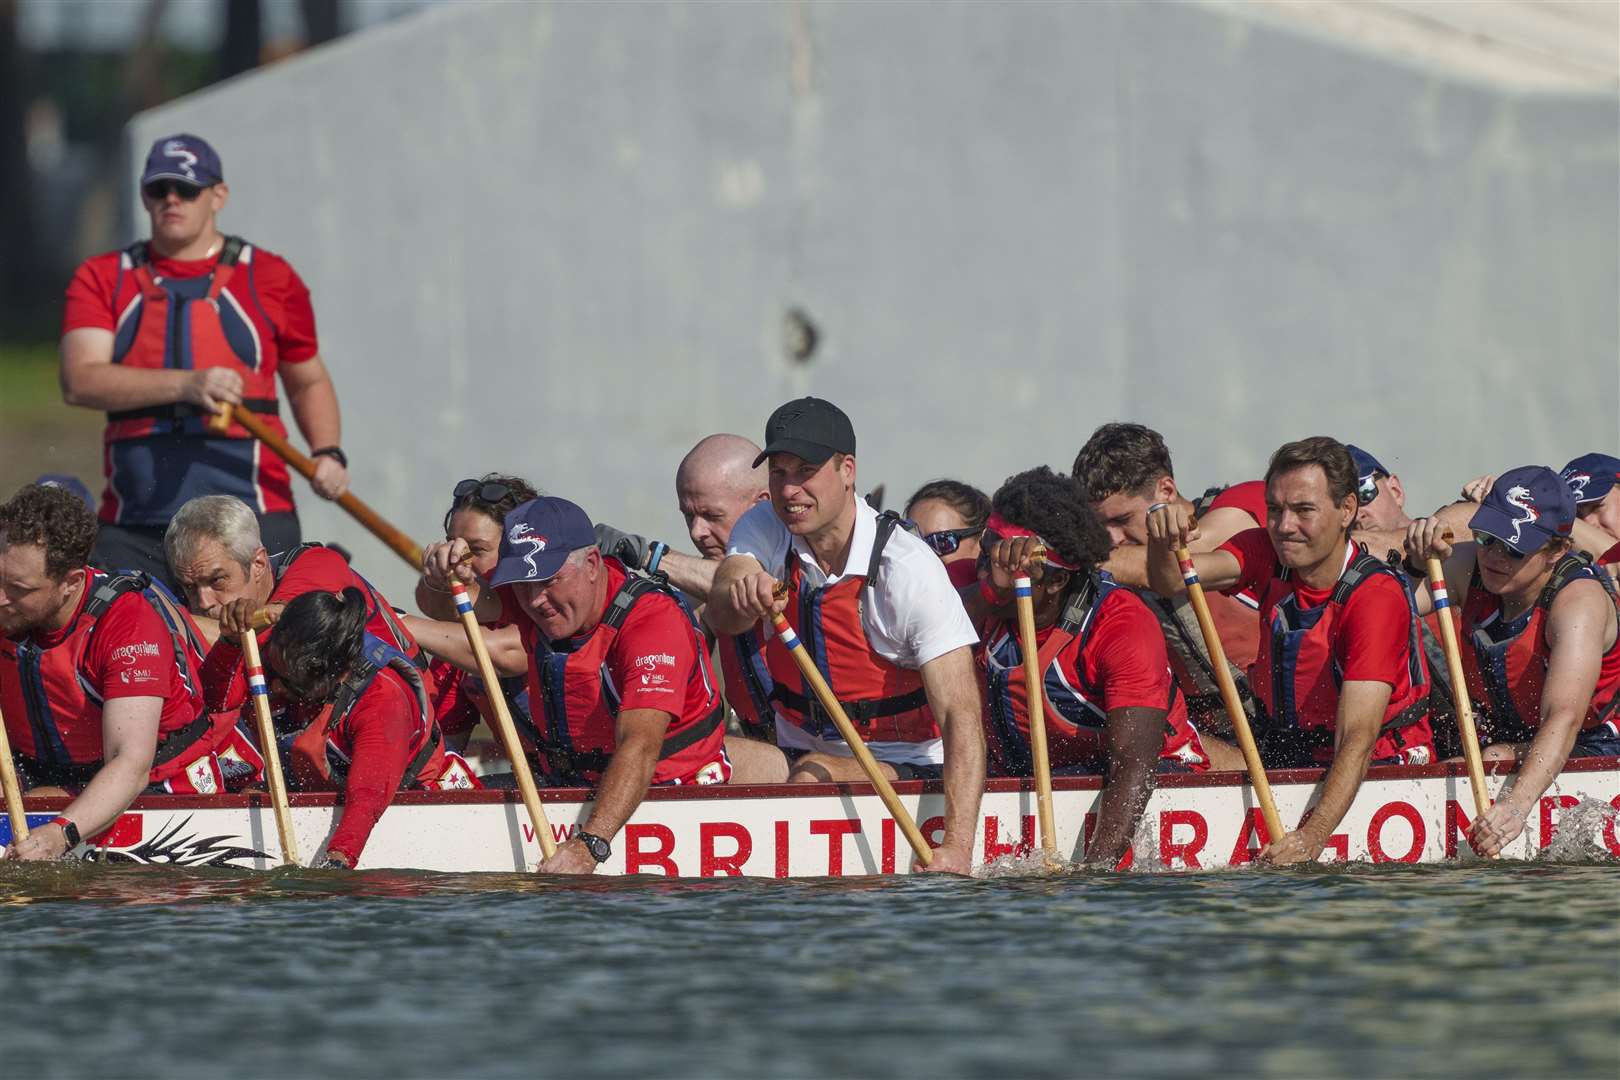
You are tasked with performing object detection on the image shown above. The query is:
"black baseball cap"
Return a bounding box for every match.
[753,397,856,468]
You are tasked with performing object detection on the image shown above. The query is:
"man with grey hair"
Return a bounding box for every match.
[164,494,422,663]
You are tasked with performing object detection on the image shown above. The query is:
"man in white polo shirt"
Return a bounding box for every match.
[708,397,986,874]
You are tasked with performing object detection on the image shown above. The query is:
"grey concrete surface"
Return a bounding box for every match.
[128,0,1618,602]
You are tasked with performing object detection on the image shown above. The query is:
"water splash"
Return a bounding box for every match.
[976,847,1075,878]
[1538,797,1619,863]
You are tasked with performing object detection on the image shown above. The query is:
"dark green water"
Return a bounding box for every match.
[2,863,1616,1079]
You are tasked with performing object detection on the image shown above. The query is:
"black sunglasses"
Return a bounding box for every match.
[453,478,515,503]
[142,180,208,202]
[924,526,982,557]
[1356,472,1387,507]
[1474,533,1528,561]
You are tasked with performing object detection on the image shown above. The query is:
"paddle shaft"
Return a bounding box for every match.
[449,581,557,861]
[240,628,301,866]
[769,611,934,865]
[1426,557,1491,819]
[1176,545,1287,843]
[0,701,28,843]
[212,405,423,571]
[1013,577,1058,855]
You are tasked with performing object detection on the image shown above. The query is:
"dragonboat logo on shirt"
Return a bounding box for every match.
[1503,485,1541,545]
[163,140,200,181]
[507,523,548,579]
[111,640,161,684]
[633,652,677,691]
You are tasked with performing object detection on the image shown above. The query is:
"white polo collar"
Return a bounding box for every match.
[787,498,878,587]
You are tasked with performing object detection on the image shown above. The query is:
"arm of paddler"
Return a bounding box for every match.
[1260,680,1386,865]
[199,637,249,712]
[652,550,716,600]
[60,326,246,413]
[1085,706,1165,868]
[1143,502,1242,599]
[1399,518,1478,618]
[916,645,986,875]
[1470,579,1610,857]
[5,697,160,861]
[706,553,784,635]
[538,708,672,876]
[1569,517,1617,561]
[321,680,418,868]
[278,355,348,500]
[400,614,527,678]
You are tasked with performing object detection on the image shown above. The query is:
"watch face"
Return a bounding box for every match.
[581,834,611,862]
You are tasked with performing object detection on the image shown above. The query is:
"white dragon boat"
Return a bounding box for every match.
[6,758,1618,875]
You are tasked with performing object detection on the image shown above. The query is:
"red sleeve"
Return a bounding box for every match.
[325,675,416,863]
[200,638,248,712]
[83,594,177,701]
[254,251,319,364]
[1208,480,1267,524]
[269,547,350,604]
[1085,593,1175,711]
[1216,528,1277,600]
[1334,576,1412,686]
[61,253,122,334]
[609,599,696,716]
[1600,542,1620,567]
[431,661,480,740]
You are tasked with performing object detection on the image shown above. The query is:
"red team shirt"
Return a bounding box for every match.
[1219,529,1415,692]
[62,244,319,523]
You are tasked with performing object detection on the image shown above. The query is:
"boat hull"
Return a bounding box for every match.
[6,758,1618,875]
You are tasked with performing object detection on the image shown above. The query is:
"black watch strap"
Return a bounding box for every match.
[311,446,348,468]
[576,830,612,863]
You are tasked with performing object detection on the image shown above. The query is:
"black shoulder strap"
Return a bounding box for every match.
[1540,551,1600,610]
[328,655,380,730]
[218,235,245,267]
[1191,484,1228,519]
[864,510,910,588]
[125,241,149,269]
[1055,573,1101,636]
[1330,545,1387,606]
[602,572,670,631]
[84,571,152,617]
[269,541,323,579]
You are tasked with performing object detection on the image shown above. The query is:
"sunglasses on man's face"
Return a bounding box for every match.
[923,526,982,557]
[1474,533,1529,561]
[1356,473,1386,507]
[142,180,208,202]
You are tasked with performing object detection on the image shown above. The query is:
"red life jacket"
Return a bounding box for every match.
[763,513,940,745]
[105,237,283,442]
[982,573,1206,774]
[716,627,775,739]
[1461,553,1620,736]
[524,565,725,784]
[288,635,444,789]
[0,570,215,778]
[1250,545,1434,762]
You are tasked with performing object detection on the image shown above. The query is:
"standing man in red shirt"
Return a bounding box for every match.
[1072,422,1265,729]
[1146,437,1436,864]
[58,134,349,583]
[0,484,224,861]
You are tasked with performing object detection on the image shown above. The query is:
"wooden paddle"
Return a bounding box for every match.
[210,404,423,570]
[1425,554,1491,824]
[0,701,28,845]
[768,588,933,865]
[1013,572,1058,859]
[1175,543,1286,844]
[239,618,300,866]
[447,578,557,861]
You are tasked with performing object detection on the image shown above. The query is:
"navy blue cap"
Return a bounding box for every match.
[141,134,224,188]
[1560,453,1620,505]
[34,474,95,511]
[1469,466,1575,555]
[488,497,596,587]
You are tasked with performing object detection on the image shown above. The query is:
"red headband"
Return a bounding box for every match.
[983,512,1083,571]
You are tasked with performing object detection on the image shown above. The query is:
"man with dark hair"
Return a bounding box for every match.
[0,484,225,861]
[709,397,986,874]
[964,468,1242,866]
[1071,421,1265,730]
[1145,436,1436,864]
[59,134,349,582]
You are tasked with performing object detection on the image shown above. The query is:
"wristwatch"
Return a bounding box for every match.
[51,816,82,848]
[311,446,348,468]
[576,830,612,863]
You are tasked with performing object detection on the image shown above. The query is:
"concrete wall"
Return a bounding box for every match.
[129,0,1619,602]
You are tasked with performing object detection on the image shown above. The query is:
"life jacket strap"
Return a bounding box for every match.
[107,397,279,424]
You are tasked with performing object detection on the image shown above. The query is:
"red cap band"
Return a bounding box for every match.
[983,512,1084,571]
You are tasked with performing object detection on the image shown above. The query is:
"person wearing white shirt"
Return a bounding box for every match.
[708,397,986,875]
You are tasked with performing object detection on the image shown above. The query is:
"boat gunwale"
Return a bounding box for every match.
[14,755,1620,813]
